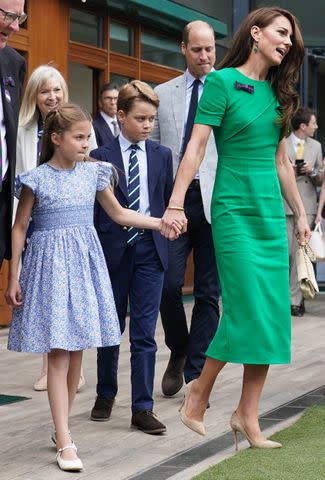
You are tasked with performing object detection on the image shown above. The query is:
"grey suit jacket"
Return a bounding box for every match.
[151,73,217,223]
[284,133,323,215]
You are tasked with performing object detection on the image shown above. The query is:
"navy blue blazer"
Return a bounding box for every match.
[93,113,115,147]
[91,137,173,270]
[0,46,26,260]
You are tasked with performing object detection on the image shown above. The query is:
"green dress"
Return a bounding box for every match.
[195,68,291,364]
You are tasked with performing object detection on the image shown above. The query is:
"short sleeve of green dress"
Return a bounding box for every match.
[195,68,291,365]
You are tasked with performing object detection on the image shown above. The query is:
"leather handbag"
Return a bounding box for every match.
[309,223,325,262]
[296,244,319,300]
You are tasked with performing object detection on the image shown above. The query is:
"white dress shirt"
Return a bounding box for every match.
[0,86,8,180]
[119,132,150,216]
[100,111,119,136]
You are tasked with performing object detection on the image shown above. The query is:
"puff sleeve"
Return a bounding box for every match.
[15,169,39,198]
[195,71,228,127]
[96,161,118,191]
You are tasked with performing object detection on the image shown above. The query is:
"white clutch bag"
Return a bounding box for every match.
[296,244,319,300]
[309,222,325,262]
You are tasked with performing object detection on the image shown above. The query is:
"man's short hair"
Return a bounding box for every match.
[99,83,119,97]
[182,21,215,45]
[292,107,316,131]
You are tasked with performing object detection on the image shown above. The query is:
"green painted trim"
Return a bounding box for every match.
[106,0,227,38]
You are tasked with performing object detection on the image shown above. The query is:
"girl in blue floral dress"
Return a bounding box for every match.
[5,103,172,472]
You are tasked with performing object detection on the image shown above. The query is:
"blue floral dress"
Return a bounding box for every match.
[8,161,121,353]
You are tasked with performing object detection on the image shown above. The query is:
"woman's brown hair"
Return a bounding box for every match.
[40,103,92,164]
[218,7,305,135]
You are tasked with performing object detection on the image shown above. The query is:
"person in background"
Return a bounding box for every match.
[90,81,175,434]
[151,21,220,398]
[0,0,26,270]
[93,83,120,146]
[284,107,323,316]
[16,64,97,391]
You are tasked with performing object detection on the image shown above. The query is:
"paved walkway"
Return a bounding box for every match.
[0,295,324,480]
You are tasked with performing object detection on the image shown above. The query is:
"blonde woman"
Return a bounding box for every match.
[16,65,97,391]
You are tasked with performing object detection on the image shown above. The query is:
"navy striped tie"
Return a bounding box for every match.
[127,144,140,245]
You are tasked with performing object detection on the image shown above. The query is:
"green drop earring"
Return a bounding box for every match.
[253,42,259,54]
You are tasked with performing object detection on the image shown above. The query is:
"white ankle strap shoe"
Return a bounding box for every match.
[56,444,83,472]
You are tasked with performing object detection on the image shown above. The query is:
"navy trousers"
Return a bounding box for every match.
[0,177,10,268]
[96,231,164,414]
[160,188,220,383]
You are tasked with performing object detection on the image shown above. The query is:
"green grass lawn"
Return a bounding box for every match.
[193,406,325,480]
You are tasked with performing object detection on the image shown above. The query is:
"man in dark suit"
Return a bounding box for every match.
[92,83,119,147]
[0,1,26,269]
[90,81,173,434]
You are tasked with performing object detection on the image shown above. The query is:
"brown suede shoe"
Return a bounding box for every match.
[161,354,186,397]
[90,396,115,422]
[291,305,304,317]
[131,410,167,434]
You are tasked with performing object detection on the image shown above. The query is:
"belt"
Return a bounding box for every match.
[187,179,200,191]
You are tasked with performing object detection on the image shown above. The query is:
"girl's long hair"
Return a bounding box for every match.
[40,103,92,164]
[218,7,305,135]
[40,103,118,187]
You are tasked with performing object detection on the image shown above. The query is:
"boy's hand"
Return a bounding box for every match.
[160,209,188,238]
[5,280,23,307]
[160,216,187,240]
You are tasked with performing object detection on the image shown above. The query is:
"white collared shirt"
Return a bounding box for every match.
[0,86,8,180]
[100,111,119,136]
[119,132,150,216]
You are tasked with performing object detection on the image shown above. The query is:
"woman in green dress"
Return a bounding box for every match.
[160,7,310,448]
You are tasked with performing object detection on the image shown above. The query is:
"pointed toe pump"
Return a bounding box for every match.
[230,411,282,451]
[179,380,206,436]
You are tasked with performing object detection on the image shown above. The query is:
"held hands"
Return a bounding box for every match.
[160,207,188,240]
[296,215,311,246]
[5,279,23,308]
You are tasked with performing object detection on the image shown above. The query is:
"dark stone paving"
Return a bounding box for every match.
[129,385,325,480]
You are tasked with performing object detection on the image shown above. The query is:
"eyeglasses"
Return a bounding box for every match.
[0,7,27,26]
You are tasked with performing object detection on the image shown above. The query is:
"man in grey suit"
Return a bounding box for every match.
[284,107,323,316]
[151,20,220,397]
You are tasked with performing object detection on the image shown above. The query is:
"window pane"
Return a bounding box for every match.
[110,73,133,87]
[69,62,94,115]
[110,21,135,56]
[70,8,103,48]
[141,30,184,70]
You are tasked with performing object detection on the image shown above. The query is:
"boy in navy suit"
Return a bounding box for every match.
[90,81,174,434]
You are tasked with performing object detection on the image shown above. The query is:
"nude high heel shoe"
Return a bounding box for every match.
[230,411,282,451]
[179,380,206,436]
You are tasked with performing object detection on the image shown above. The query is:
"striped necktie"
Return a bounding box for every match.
[127,144,140,245]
